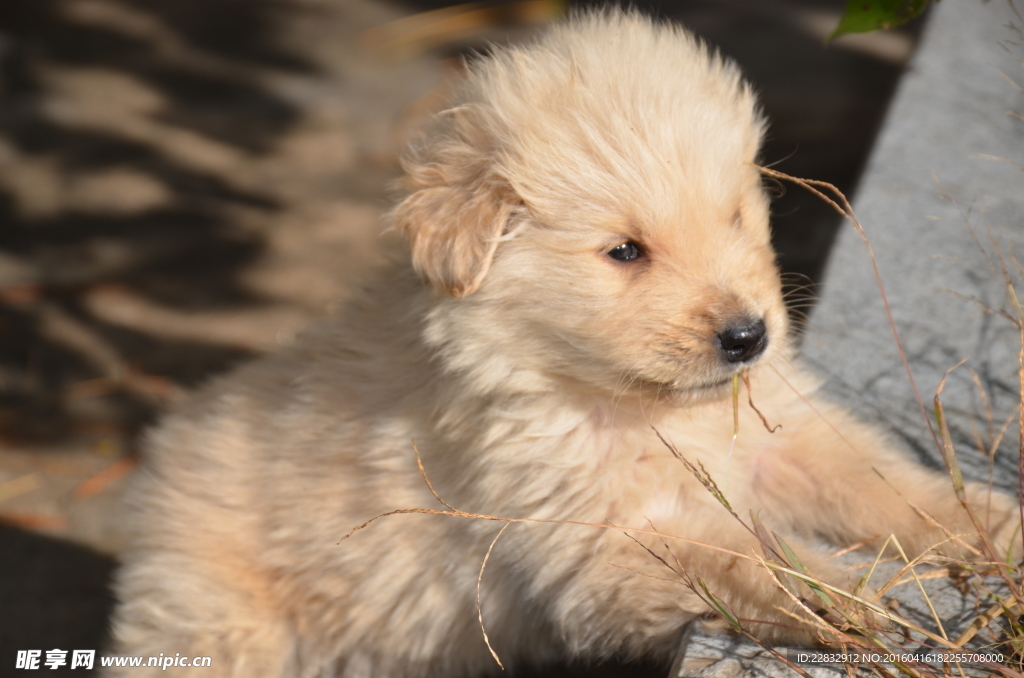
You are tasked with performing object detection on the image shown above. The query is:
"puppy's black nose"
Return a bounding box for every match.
[717,319,767,364]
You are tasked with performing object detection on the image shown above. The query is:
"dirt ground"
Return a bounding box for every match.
[0,0,921,674]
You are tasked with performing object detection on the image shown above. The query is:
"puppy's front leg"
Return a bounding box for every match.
[752,395,1020,560]
[542,501,853,651]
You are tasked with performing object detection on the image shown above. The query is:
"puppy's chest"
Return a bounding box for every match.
[560,411,780,524]
[532,411,685,493]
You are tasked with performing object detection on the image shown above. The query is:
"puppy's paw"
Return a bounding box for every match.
[809,582,892,642]
[966,485,1023,563]
[845,585,896,637]
[762,563,879,647]
[910,485,1020,561]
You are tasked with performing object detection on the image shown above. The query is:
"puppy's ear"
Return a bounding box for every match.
[394,118,514,298]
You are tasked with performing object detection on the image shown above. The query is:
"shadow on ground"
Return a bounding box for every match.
[0,0,314,446]
[1,525,116,661]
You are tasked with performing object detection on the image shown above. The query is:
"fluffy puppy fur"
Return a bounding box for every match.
[107,10,1018,678]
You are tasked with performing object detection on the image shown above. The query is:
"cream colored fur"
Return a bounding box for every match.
[106,10,1018,678]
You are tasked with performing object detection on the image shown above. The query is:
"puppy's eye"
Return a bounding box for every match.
[608,241,643,262]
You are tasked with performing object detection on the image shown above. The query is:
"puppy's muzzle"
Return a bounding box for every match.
[716,318,767,364]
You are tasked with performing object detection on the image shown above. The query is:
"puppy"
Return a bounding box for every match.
[106,10,1018,677]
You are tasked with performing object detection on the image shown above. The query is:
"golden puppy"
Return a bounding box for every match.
[106,10,1017,677]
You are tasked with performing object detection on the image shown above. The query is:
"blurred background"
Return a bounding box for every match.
[0,0,922,674]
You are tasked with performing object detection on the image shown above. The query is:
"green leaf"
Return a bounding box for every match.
[775,534,836,608]
[696,578,742,631]
[934,398,966,502]
[831,0,931,39]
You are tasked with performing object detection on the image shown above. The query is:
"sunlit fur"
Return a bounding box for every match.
[106,10,1018,678]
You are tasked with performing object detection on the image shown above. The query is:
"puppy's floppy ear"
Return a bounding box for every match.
[394,112,514,298]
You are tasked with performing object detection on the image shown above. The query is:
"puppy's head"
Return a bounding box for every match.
[395,10,788,404]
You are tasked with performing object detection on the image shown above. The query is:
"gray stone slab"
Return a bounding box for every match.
[675,558,1010,677]
[801,0,1024,485]
[678,2,1024,675]
[672,621,844,677]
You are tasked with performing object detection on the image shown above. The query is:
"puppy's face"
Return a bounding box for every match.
[478,167,786,403]
[396,14,788,404]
